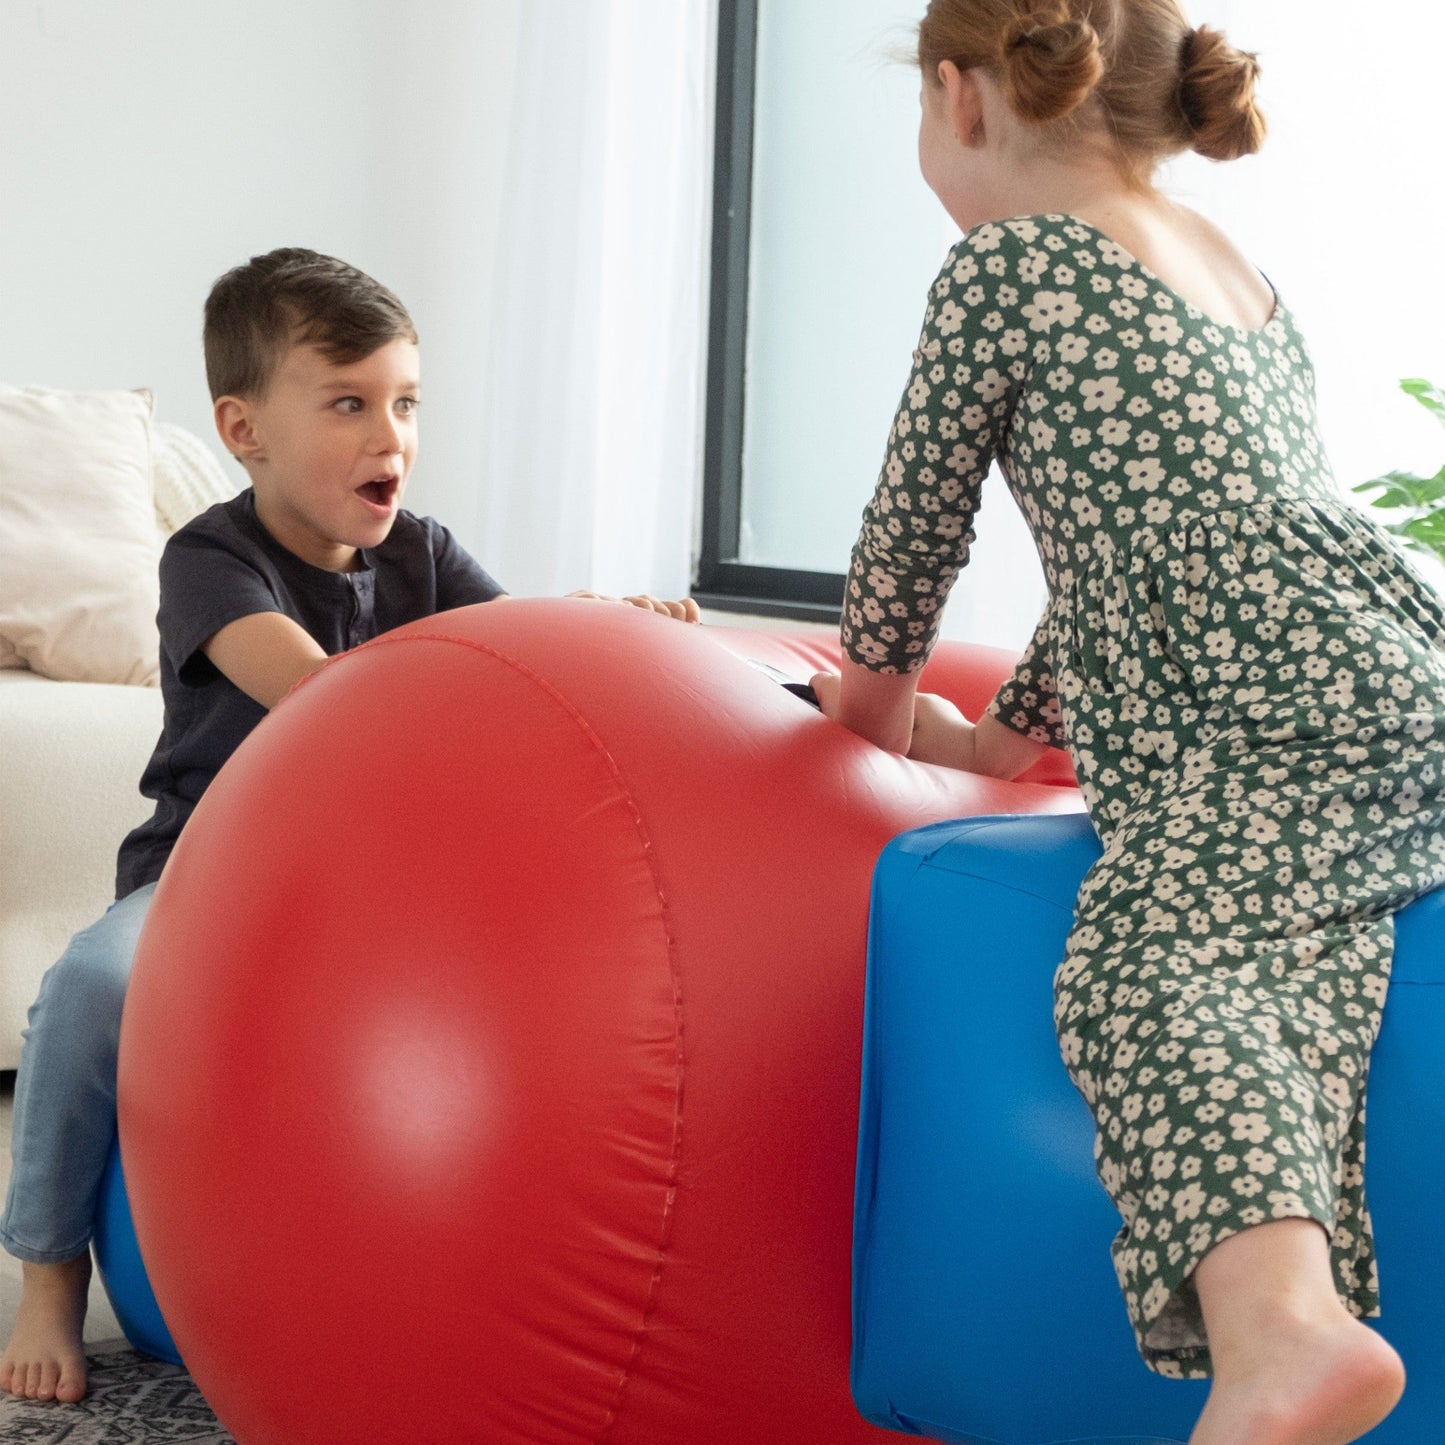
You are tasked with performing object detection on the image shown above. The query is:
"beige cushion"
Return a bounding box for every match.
[152,419,241,534]
[0,384,161,685]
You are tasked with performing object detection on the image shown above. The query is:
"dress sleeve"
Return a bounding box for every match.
[841,228,1029,675]
[985,609,1067,749]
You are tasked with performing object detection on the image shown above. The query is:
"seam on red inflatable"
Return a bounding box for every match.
[346,630,684,1442]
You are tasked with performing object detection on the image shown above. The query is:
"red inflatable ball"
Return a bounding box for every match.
[118,600,1079,1445]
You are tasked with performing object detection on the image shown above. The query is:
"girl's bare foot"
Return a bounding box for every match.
[0,1253,92,1402]
[1187,1218,1405,1445]
[1190,1310,1403,1444]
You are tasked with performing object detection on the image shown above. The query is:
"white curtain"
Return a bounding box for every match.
[479,0,715,601]
[478,1,1445,616]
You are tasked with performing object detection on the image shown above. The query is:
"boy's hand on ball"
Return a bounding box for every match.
[568,591,700,623]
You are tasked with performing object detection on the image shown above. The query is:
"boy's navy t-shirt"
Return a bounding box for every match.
[114,489,504,899]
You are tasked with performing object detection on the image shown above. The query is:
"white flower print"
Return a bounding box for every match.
[1024,291,1084,332]
[1146,312,1184,346]
[979,368,1011,402]
[1229,1112,1271,1144]
[1189,1047,1230,1074]
[951,252,979,284]
[1022,415,1055,450]
[1173,1182,1207,1220]
[935,299,966,336]
[1020,251,1049,285]
[1186,392,1222,426]
[1081,376,1125,412]
[1124,457,1165,492]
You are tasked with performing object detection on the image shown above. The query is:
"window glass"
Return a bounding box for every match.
[741,1,953,576]
[733,2,1445,641]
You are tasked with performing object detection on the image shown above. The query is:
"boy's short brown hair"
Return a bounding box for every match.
[203,247,418,402]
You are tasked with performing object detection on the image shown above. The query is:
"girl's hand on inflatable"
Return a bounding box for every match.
[568,591,701,623]
[811,663,917,754]
[810,670,842,719]
[907,692,971,768]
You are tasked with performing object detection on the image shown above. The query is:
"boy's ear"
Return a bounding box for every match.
[214,395,263,462]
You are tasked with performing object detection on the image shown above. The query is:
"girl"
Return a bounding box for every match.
[811,3,1445,1442]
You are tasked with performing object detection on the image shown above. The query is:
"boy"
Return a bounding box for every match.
[1,247,697,1402]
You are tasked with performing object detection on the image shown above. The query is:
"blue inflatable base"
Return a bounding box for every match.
[92,1138,182,1367]
[852,812,1445,1445]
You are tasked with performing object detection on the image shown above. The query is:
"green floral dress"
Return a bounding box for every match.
[842,213,1445,1376]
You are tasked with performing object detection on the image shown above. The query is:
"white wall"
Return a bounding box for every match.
[0,0,518,555]
[1160,4,1445,491]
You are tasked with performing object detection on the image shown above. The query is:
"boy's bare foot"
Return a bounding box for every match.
[1189,1311,1404,1445]
[0,1253,92,1403]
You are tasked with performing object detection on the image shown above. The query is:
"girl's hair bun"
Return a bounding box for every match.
[1178,24,1266,161]
[998,8,1105,125]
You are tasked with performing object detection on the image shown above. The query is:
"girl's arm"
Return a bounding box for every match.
[909,691,1050,779]
[812,666,1049,779]
[812,656,919,755]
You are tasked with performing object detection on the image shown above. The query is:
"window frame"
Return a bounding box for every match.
[694,0,846,623]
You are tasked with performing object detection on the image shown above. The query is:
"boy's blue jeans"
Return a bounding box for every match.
[1,883,156,1264]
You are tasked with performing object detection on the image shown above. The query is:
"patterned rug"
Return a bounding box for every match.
[0,1342,232,1443]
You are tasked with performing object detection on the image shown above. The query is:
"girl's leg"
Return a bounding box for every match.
[0,883,156,1402]
[1188,1218,1404,1445]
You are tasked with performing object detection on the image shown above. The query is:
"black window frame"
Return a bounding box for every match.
[694,0,846,623]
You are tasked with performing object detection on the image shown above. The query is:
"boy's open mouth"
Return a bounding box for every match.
[357,475,399,510]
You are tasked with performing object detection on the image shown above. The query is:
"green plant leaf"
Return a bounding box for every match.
[1354,468,1445,508]
[1356,381,1445,564]
[1386,519,1445,567]
[1354,478,1417,509]
[1398,512,1445,548]
[1407,470,1445,507]
[1401,377,1445,426]
[1369,491,1416,510]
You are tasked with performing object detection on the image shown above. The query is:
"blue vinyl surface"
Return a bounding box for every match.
[852,812,1445,1444]
[92,1137,182,1367]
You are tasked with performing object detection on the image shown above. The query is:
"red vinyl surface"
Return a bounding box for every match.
[120,601,1080,1444]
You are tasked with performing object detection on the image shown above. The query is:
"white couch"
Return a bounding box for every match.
[0,671,164,1068]
[0,412,236,1069]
